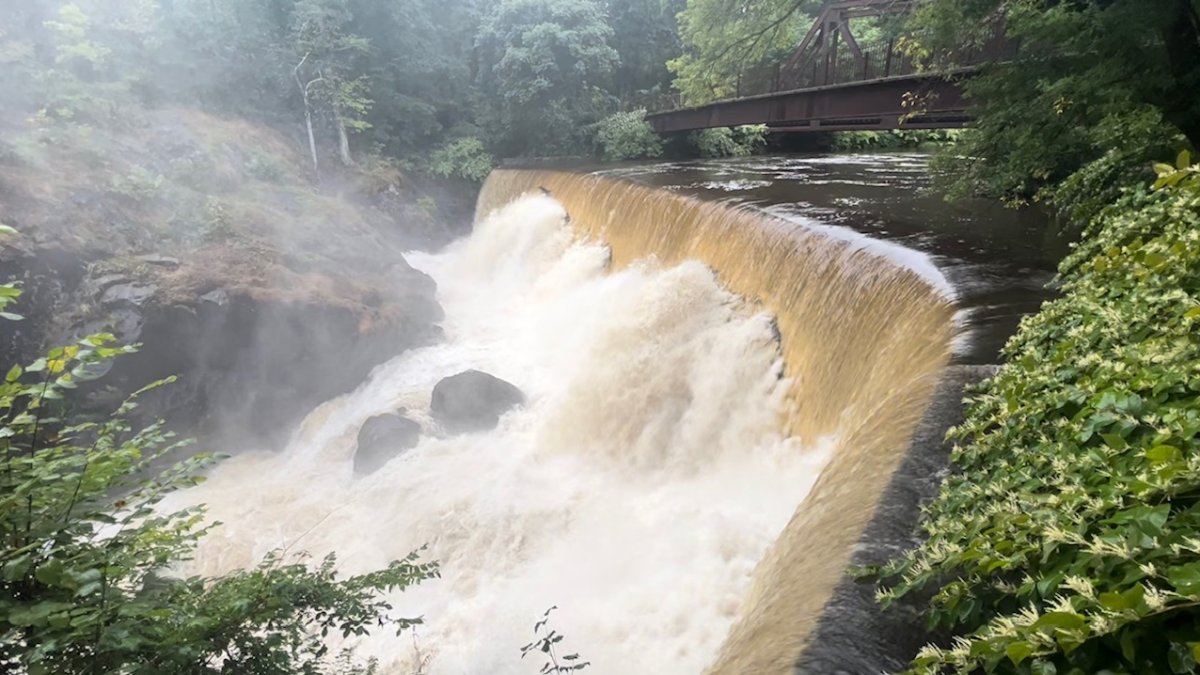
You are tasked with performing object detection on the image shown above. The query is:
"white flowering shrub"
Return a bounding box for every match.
[868,152,1200,674]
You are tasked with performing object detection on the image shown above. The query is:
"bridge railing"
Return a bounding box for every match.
[632,20,1013,115]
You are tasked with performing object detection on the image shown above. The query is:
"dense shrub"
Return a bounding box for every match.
[428,136,496,183]
[0,275,437,673]
[870,156,1200,674]
[690,124,767,158]
[830,130,962,152]
[595,109,662,161]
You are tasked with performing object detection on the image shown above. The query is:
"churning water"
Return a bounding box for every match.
[170,194,830,673]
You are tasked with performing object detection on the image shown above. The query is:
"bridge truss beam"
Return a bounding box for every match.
[646,74,969,134]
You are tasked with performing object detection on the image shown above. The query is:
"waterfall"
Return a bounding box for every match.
[479,171,956,673]
[174,170,956,674]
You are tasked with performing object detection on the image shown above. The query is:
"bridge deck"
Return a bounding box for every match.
[646,73,970,134]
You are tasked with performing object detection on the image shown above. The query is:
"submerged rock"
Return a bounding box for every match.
[354,412,421,475]
[431,370,524,433]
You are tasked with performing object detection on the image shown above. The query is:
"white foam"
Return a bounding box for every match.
[166,194,829,674]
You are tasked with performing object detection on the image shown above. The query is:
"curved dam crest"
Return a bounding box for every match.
[478,169,958,673]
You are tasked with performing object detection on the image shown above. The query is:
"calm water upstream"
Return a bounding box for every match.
[599,152,1066,363]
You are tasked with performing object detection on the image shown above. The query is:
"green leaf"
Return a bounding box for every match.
[1101,432,1128,450]
[1155,162,1177,176]
[1169,642,1196,674]
[1007,641,1035,666]
[1123,631,1139,662]
[1030,659,1057,675]
[1146,445,1182,464]
[1169,562,1200,594]
[34,560,65,587]
[1178,149,1192,170]
[1032,611,1086,633]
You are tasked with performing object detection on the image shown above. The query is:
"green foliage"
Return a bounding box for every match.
[519,607,591,674]
[830,130,963,152]
[475,0,619,156]
[690,124,767,158]
[0,289,437,672]
[595,109,663,161]
[1044,109,1182,227]
[428,137,496,183]
[669,0,822,105]
[869,161,1200,674]
[109,165,165,201]
[604,0,685,100]
[244,151,286,182]
[908,0,1200,202]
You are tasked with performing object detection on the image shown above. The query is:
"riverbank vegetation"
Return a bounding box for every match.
[863,1,1200,673]
[874,161,1200,675]
[0,282,438,672]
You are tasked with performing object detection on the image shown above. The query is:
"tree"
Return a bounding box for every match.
[346,0,484,156]
[595,109,663,160]
[906,0,1200,207]
[290,0,372,171]
[603,0,686,100]
[474,0,620,156]
[668,0,822,105]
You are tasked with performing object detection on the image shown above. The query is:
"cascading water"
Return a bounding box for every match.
[168,192,832,673]
[476,171,956,674]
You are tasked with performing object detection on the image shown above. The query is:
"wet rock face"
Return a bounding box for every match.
[354,412,421,475]
[109,288,441,444]
[431,370,525,433]
[0,250,444,446]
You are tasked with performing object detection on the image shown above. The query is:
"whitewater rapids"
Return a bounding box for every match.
[168,194,830,673]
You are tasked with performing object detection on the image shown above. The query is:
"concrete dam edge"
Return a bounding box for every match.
[795,364,1000,674]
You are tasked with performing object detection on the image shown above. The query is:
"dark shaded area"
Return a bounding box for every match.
[795,364,998,674]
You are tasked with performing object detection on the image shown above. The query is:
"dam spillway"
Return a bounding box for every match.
[172,155,1055,673]
[478,169,956,673]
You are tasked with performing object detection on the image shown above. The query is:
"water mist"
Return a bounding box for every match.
[168,193,830,673]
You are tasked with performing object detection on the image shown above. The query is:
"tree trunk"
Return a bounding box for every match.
[335,111,354,167]
[1162,0,1200,146]
[305,108,320,176]
[294,54,323,180]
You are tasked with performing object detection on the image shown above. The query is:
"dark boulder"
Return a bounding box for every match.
[431,370,524,433]
[354,412,421,475]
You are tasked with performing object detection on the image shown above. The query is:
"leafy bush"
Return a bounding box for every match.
[428,137,496,182]
[520,607,591,673]
[830,130,963,152]
[870,156,1200,674]
[690,124,767,158]
[109,165,163,201]
[595,109,662,161]
[244,150,286,182]
[0,278,437,672]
